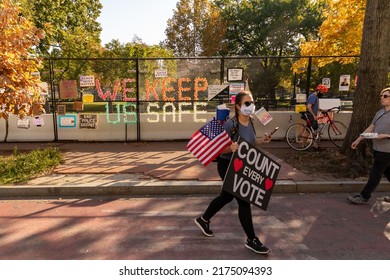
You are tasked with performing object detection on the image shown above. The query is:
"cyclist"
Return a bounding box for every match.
[304,84,328,148]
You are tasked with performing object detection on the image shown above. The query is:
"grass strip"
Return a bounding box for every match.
[0,147,63,184]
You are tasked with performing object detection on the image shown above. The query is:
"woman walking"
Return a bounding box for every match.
[195,91,272,254]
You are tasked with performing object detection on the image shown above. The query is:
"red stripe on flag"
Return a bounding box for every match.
[186,119,233,166]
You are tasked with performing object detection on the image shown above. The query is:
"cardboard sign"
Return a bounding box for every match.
[222,139,281,211]
[79,114,97,129]
[59,80,78,99]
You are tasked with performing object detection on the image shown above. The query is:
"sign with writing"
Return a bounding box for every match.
[58,115,76,128]
[80,76,95,87]
[208,85,229,101]
[255,107,273,126]
[222,139,281,211]
[339,75,350,92]
[229,83,245,95]
[60,80,78,99]
[80,114,97,129]
[33,117,44,127]
[17,118,30,129]
[227,68,244,82]
[155,69,168,78]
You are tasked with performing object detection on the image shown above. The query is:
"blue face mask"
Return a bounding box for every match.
[240,103,255,116]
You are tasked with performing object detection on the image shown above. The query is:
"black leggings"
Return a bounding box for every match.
[202,158,256,240]
[361,151,390,199]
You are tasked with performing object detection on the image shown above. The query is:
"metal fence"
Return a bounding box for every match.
[38,55,358,141]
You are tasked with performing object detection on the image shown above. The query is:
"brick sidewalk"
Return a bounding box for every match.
[50,141,313,181]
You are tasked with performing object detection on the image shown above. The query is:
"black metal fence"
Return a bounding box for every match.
[39,55,358,140]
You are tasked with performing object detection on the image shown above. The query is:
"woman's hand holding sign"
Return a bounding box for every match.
[230,142,239,153]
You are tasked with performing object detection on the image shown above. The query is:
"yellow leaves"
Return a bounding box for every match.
[0,0,43,119]
[293,0,366,71]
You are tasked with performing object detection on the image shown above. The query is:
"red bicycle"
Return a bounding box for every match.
[285,106,348,150]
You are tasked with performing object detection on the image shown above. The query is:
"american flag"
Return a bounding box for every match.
[186,118,232,166]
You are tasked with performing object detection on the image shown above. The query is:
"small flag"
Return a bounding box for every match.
[187,118,232,166]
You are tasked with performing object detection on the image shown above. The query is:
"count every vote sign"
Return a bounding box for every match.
[222,139,281,211]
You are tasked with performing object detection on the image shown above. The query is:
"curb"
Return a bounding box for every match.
[0,180,389,198]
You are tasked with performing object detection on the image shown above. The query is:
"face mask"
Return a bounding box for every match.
[317,92,324,98]
[240,103,255,116]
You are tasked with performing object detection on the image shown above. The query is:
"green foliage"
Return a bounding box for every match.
[213,0,324,99]
[19,0,102,56]
[215,0,323,56]
[164,0,227,56]
[0,147,63,184]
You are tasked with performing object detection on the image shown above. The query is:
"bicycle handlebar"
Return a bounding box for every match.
[320,106,341,113]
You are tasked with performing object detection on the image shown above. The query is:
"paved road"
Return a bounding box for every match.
[1,192,389,260]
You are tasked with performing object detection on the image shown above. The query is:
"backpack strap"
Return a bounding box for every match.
[231,115,256,141]
[249,116,256,136]
[231,116,239,139]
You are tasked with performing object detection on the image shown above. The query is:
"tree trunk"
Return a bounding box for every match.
[3,118,9,142]
[342,0,390,177]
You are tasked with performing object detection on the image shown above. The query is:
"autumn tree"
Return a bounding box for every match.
[293,0,366,70]
[342,0,390,175]
[215,0,324,99]
[0,0,45,140]
[164,0,227,56]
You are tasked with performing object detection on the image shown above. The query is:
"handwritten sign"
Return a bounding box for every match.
[222,139,281,211]
[80,76,95,87]
[80,114,97,129]
[227,68,244,82]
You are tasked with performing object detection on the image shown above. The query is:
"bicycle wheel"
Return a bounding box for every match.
[328,121,348,148]
[285,123,313,151]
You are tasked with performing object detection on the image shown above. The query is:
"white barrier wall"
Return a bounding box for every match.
[0,111,352,142]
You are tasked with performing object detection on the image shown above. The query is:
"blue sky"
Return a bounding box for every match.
[98,0,179,46]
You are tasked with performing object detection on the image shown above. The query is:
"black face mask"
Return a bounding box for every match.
[317,92,323,98]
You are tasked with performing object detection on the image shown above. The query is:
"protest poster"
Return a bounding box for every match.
[255,107,273,126]
[59,80,78,99]
[222,138,281,211]
[80,114,97,129]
